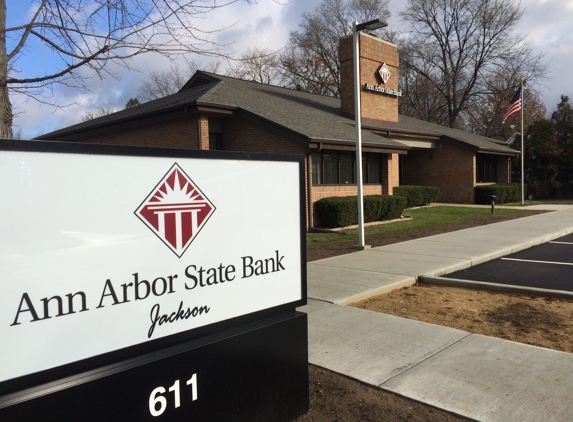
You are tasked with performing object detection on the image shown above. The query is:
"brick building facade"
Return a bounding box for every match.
[39,32,517,229]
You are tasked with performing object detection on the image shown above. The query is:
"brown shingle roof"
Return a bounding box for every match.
[37,71,518,155]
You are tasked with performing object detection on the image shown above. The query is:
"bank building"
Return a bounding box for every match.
[39,32,517,229]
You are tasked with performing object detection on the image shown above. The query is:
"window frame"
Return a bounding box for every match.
[311,150,382,186]
[476,153,498,183]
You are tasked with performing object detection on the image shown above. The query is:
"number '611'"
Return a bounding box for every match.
[149,374,198,417]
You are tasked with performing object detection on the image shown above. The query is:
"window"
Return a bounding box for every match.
[312,150,381,185]
[209,133,223,150]
[209,118,223,150]
[365,153,380,184]
[476,154,497,183]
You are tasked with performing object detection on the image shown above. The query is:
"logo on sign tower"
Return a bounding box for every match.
[378,63,391,84]
[135,163,215,257]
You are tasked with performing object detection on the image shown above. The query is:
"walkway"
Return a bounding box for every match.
[300,205,573,421]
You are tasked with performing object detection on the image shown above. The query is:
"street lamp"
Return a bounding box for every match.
[353,17,387,250]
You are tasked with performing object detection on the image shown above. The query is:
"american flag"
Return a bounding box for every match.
[502,85,522,124]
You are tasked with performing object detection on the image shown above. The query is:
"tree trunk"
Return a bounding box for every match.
[0,0,13,138]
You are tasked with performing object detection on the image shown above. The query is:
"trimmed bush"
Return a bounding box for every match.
[315,195,407,228]
[393,185,439,208]
[474,183,525,204]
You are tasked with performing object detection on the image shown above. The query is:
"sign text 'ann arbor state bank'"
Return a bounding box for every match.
[10,250,286,339]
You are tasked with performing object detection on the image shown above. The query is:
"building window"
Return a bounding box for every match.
[476,153,497,183]
[312,150,381,185]
[209,118,223,150]
[209,133,223,150]
[365,152,381,184]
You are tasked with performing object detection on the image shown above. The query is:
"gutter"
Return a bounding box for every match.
[478,148,520,156]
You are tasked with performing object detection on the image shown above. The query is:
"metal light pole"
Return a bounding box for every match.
[353,18,387,250]
[520,80,525,206]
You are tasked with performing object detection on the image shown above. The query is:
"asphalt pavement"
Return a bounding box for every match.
[299,204,573,422]
[447,233,573,291]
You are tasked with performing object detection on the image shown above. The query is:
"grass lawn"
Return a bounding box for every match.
[307,206,536,248]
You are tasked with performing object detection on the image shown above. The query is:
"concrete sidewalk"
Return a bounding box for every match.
[299,206,573,421]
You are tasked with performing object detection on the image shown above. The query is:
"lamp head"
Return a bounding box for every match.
[355,18,388,32]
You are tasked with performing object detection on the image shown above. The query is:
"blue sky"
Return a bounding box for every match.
[7,0,573,139]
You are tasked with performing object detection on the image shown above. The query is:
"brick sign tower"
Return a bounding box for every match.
[339,32,400,125]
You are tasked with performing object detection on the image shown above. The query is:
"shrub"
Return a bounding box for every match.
[393,185,439,208]
[315,195,407,228]
[474,183,525,204]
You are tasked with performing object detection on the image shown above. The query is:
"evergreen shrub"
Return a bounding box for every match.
[315,195,407,228]
[474,183,525,204]
[393,185,439,208]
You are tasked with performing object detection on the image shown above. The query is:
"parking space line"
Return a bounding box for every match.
[501,257,573,266]
[549,241,573,245]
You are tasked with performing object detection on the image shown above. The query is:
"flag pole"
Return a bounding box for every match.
[521,79,525,206]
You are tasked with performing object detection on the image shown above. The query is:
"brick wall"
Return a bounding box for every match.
[224,117,307,155]
[401,141,476,203]
[61,112,405,229]
[311,184,383,202]
[198,115,209,150]
[339,33,400,123]
[381,153,400,195]
[62,117,200,149]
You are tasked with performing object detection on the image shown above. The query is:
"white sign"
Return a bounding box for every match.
[0,147,304,384]
[364,83,403,97]
[378,63,391,84]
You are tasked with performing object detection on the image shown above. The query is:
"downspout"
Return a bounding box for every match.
[307,152,314,231]
[307,142,323,230]
[197,114,202,149]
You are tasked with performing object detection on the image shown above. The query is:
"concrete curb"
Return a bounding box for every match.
[335,277,417,305]
[419,275,573,300]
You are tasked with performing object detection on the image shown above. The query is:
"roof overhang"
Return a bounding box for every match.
[477,149,520,156]
[308,138,409,154]
[441,135,520,156]
[391,139,439,149]
[37,101,237,141]
[362,125,441,140]
[194,101,237,116]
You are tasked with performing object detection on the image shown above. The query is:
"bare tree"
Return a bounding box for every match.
[226,47,280,85]
[279,0,391,97]
[279,45,340,96]
[138,60,221,102]
[0,0,263,138]
[398,45,449,125]
[81,107,117,122]
[399,0,547,129]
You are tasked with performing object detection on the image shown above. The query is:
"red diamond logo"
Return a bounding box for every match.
[378,63,391,84]
[135,163,215,257]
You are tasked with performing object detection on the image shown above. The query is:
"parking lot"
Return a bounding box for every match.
[447,233,573,292]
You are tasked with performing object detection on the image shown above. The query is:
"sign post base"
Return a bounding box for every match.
[0,312,309,422]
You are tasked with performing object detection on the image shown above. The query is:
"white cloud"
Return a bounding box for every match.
[13,0,304,138]
[516,0,573,110]
[11,0,573,138]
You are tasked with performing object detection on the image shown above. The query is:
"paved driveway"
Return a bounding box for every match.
[446,234,573,291]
